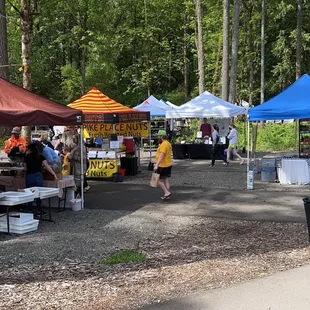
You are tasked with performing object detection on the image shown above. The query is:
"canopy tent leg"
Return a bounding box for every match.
[80,125,84,209]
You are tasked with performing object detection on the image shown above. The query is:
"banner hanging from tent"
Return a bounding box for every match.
[84,122,150,138]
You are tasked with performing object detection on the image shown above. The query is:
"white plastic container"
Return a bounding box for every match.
[70,198,82,211]
[0,212,34,224]
[0,219,39,234]
[247,170,254,190]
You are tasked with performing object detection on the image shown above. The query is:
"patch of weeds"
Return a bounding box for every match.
[101,250,146,265]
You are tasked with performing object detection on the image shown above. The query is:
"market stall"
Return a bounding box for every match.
[68,87,150,178]
[248,74,310,186]
[0,78,83,230]
[133,95,172,161]
[166,91,245,160]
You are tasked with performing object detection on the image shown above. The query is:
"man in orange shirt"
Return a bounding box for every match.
[4,127,27,155]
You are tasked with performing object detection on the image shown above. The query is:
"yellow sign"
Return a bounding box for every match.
[84,122,149,138]
[86,159,118,178]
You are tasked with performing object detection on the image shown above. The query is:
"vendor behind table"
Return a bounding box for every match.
[4,127,27,156]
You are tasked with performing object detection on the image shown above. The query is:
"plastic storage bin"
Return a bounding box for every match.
[261,167,276,182]
[262,158,276,167]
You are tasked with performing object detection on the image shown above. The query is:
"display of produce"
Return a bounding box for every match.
[299,119,310,158]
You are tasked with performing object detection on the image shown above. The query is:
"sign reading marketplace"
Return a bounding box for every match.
[84,122,150,138]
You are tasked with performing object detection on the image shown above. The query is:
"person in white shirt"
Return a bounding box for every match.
[226,124,244,165]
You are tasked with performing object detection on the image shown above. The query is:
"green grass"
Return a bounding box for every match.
[101,250,146,265]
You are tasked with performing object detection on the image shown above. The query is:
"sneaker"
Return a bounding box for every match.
[84,185,91,192]
[224,162,229,167]
[209,164,214,167]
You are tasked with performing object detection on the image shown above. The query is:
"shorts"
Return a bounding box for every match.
[229,144,236,149]
[157,166,172,179]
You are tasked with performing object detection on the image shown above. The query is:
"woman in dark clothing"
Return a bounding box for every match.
[209,124,228,167]
[24,143,58,212]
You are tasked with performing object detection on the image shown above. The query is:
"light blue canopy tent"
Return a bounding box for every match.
[133,95,168,117]
[248,74,310,121]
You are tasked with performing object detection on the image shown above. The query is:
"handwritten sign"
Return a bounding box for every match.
[84,122,149,138]
[86,159,117,178]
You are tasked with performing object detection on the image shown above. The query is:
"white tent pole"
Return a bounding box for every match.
[247,119,250,175]
[80,125,84,209]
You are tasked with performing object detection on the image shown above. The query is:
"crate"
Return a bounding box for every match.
[261,167,276,182]
[262,158,276,167]
[0,219,39,234]
[0,212,33,225]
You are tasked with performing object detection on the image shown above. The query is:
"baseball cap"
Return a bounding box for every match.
[11,127,21,134]
[157,130,167,136]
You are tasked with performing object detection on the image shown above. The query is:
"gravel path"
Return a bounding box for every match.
[1,157,310,309]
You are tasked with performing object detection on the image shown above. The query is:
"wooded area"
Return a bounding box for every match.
[1,0,308,107]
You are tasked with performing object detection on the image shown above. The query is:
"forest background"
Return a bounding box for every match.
[0,0,306,151]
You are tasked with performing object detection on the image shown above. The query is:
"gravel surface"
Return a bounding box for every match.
[1,156,310,309]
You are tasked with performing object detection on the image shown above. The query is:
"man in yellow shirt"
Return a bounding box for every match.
[154,130,172,200]
[4,127,27,156]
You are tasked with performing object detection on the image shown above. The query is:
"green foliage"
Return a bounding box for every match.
[236,122,296,152]
[5,0,310,107]
[101,250,146,265]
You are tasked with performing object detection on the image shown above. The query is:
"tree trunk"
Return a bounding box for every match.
[229,0,241,104]
[81,1,89,95]
[248,6,254,107]
[183,13,190,100]
[0,0,8,80]
[260,0,265,105]
[296,0,302,80]
[212,35,223,95]
[221,0,230,101]
[21,0,32,142]
[194,0,205,94]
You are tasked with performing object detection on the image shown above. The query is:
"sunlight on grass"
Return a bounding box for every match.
[101,250,146,265]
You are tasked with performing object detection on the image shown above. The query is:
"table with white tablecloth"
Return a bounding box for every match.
[277,159,310,185]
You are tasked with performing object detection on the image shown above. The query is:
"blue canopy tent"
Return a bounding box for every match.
[246,75,310,188]
[248,74,310,121]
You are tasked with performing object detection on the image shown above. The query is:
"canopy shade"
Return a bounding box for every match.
[0,78,83,126]
[160,99,179,109]
[68,87,150,123]
[248,74,310,121]
[166,91,245,119]
[133,95,168,117]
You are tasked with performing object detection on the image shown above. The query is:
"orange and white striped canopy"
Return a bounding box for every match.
[68,87,136,114]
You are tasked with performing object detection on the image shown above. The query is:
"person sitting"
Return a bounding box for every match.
[35,141,62,173]
[4,127,27,156]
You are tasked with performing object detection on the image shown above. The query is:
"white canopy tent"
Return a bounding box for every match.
[165,91,245,119]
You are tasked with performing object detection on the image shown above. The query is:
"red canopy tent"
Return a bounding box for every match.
[0,78,83,125]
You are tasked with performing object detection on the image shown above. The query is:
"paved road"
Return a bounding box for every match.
[86,182,308,223]
[141,265,310,310]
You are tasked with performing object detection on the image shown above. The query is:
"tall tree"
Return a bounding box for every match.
[221,0,230,101]
[260,0,265,105]
[229,0,241,104]
[194,0,205,94]
[296,0,302,80]
[0,0,9,79]
[20,0,32,141]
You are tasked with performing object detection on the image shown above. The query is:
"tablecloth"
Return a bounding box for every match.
[0,175,75,197]
[277,159,310,185]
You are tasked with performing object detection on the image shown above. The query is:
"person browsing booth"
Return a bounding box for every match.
[154,130,172,200]
[4,127,27,156]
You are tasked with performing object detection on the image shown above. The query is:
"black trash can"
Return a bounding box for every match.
[302,197,310,242]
